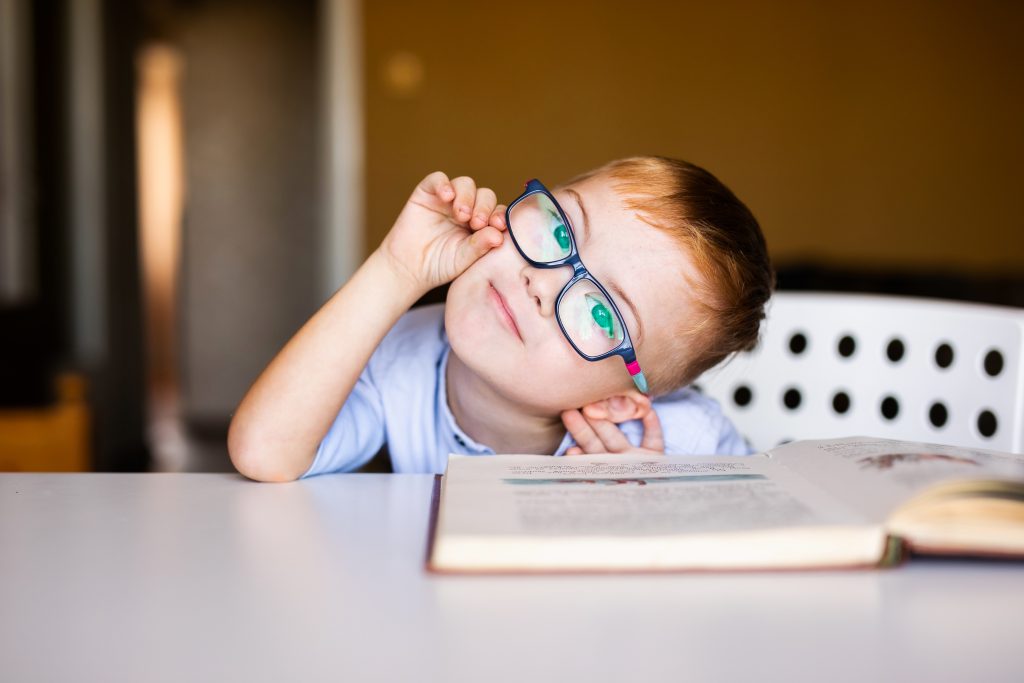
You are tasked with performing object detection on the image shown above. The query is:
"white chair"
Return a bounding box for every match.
[693,292,1024,454]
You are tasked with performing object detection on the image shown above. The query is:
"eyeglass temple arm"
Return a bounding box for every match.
[625,359,648,394]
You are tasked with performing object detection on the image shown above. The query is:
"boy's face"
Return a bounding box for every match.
[445,174,703,412]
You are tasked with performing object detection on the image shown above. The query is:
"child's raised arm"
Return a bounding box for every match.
[228,172,507,482]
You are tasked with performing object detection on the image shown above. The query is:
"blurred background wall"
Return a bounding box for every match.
[174,0,320,428]
[0,0,1021,472]
[364,0,1024,273]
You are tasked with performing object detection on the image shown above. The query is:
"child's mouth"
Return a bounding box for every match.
[488,283,522,341]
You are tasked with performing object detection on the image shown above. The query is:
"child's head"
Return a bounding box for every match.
[445,155,773,414]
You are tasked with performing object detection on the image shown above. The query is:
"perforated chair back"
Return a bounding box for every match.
[693,292,1024,454]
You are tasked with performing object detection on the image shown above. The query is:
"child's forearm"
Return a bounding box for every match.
[229,171,505,481]
[228,249,423,482]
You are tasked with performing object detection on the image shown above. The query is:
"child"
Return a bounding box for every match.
[228,156,774,482]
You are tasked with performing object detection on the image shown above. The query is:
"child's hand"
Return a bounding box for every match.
[377,171,507,294]
[560,403,665,455]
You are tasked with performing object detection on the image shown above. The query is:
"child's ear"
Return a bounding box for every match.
[581,389,653,424]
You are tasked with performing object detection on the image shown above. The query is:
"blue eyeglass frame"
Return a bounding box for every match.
[504,178,648,394]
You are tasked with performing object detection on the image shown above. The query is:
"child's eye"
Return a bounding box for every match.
[547,210,571,252]
[584,293,620,339]
[553,224,571,251]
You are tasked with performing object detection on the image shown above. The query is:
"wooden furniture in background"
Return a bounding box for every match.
[0,373,90,471]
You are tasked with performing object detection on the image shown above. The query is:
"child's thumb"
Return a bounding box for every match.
[457,226,503,271]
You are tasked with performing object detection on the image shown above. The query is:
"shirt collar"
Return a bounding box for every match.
[437,345,494,455]
[438,344,571,457]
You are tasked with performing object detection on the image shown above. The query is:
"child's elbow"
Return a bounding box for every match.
[227,421,306,483]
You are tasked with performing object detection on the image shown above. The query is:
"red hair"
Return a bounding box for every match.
[567,156,775,396]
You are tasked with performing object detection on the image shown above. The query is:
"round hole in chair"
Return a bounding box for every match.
[880,395,900,421]
[983,349,1004,378]
[732,385,753,407]
[782,387,802,410]
[977,410,998,438]
[831,391,851,415]
[928,402,948,428]
[934,342,954,369]
[788,332,808,355]
[691,383,703,394]
[837,335,856,358]
[886,338,905,363]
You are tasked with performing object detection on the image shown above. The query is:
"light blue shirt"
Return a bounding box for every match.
[301,303,752,477]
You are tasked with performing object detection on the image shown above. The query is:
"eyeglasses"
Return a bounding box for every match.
[505,179,648,394]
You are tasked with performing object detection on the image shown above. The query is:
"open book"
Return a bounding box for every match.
[426,436,1024,573]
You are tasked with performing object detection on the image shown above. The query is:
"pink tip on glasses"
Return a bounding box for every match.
[625,361,648,394]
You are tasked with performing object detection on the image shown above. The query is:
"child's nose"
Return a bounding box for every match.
[521,263,572,317]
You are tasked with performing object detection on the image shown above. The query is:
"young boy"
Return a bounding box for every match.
[228,156,774,482]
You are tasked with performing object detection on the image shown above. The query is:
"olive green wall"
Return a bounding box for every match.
[364,0,1023,274]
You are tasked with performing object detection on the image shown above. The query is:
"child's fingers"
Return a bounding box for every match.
[469,187,497,229]
[639,408,665,452]
[488,204,507,230]
[560,409,606,454]
[565,446,584,456]
[450,176,477,223]
[586,416,634,453]
[417,171,454,202]
[455,225,503,273]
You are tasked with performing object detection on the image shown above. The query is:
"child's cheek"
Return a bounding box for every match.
[462,234,512,279]
[540,329,590,376]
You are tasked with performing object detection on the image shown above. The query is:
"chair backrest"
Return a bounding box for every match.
[693,292,1024,454]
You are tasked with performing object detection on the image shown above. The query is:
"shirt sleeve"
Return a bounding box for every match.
[299,363,387,478]
[607,390,754,456]
[710,411,755,455]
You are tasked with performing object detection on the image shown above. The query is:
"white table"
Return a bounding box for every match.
[1,473,1022,683]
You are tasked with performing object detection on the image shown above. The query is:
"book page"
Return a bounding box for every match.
[437,453,872,538]
[767,437,1024,519]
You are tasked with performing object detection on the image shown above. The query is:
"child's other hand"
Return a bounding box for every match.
[377,171,508,294]
[560,400,665,455]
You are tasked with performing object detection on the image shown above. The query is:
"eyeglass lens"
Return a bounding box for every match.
[557,280,625,357]
[507,192,573,262]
